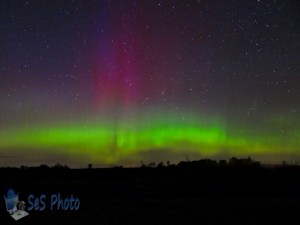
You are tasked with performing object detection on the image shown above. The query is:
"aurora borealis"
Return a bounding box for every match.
[0,1,299,167]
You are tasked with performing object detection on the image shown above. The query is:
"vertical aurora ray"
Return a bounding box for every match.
[93,8,141,115]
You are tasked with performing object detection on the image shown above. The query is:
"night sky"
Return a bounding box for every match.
[0,0,299,167]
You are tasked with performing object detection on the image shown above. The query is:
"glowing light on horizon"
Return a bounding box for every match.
[1,113,298,165]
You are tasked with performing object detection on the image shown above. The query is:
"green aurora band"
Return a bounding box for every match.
[1,112,299,165]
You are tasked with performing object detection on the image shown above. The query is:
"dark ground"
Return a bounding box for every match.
[1,161,300,224]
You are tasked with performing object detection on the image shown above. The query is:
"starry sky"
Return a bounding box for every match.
[0,0,299,167]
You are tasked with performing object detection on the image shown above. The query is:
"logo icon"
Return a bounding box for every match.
[4,189,29,221]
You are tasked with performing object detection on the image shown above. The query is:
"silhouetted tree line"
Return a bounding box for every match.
[19,163,70,170]
[2,157,296,170]
[140,157,261,169]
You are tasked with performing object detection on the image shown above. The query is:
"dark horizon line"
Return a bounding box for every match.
[0,157,299,169]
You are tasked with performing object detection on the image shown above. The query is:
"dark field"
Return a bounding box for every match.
[1,162,300,224]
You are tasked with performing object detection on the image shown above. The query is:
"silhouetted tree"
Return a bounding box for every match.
[157,161,164,168]
[148,162,156,167]
[228,157,261,167]
[39,164,49,170]
[20,165,28,170]
[52,163,69,170]
[229,157,239,165]
[219,160,227,165]
[140,161,146,168]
